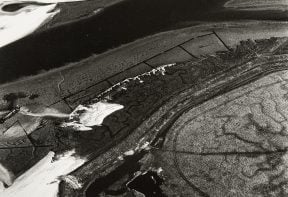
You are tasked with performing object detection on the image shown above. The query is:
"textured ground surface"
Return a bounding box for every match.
[0,21,288,196]
[160,70,288,196]
[60,36,288,196]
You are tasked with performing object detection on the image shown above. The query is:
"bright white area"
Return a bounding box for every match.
[62,101,124,131]
[0,163,14,189]
[1,150,86,197]
[0,3,58,48]
[0,0,85,48]
[0,101,122,195]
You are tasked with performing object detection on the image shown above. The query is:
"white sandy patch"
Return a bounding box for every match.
[0,3,58,48]
[61,101,124,131]
[0,0,85,48]
[1,150,86,197]
[124,150,135,156]
[0,163,14,188]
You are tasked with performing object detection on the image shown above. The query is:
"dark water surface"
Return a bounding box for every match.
[127,171,166,197]
[85,152,145,196]
[0,0,287,83]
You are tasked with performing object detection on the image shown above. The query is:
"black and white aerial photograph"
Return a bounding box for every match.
[0,0,288,196]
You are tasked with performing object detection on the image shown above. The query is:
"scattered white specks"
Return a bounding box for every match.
[135,140,150,151]
[95,63,176,100]
[118,141,150,162]
[140,141,150,150]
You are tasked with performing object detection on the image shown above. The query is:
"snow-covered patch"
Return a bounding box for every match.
[61,101,124,131]
[124,150,135,156]
[0,3,58,48]
[0,0,85,48]
[1,150,86,197]
[156,167,163,174]
[0,163,14,188]
[117,155,124,160]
